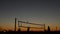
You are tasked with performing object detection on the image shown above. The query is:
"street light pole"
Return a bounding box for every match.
[15,18,17,31]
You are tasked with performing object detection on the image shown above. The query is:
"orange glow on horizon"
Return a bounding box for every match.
[0,26,43,31]
[0,25,60,31]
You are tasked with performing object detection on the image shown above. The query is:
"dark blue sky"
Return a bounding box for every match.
[0,0,60,30]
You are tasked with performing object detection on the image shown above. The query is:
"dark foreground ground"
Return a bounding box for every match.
[0,31,60,34]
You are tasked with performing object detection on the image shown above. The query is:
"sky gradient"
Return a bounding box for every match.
[0,0,60,31]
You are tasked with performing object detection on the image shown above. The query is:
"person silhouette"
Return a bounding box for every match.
[18,28,21,32]
[27,27,30,32]
[48,26,50,32]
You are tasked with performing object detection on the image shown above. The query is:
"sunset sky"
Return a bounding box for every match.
[0,0,60,31]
